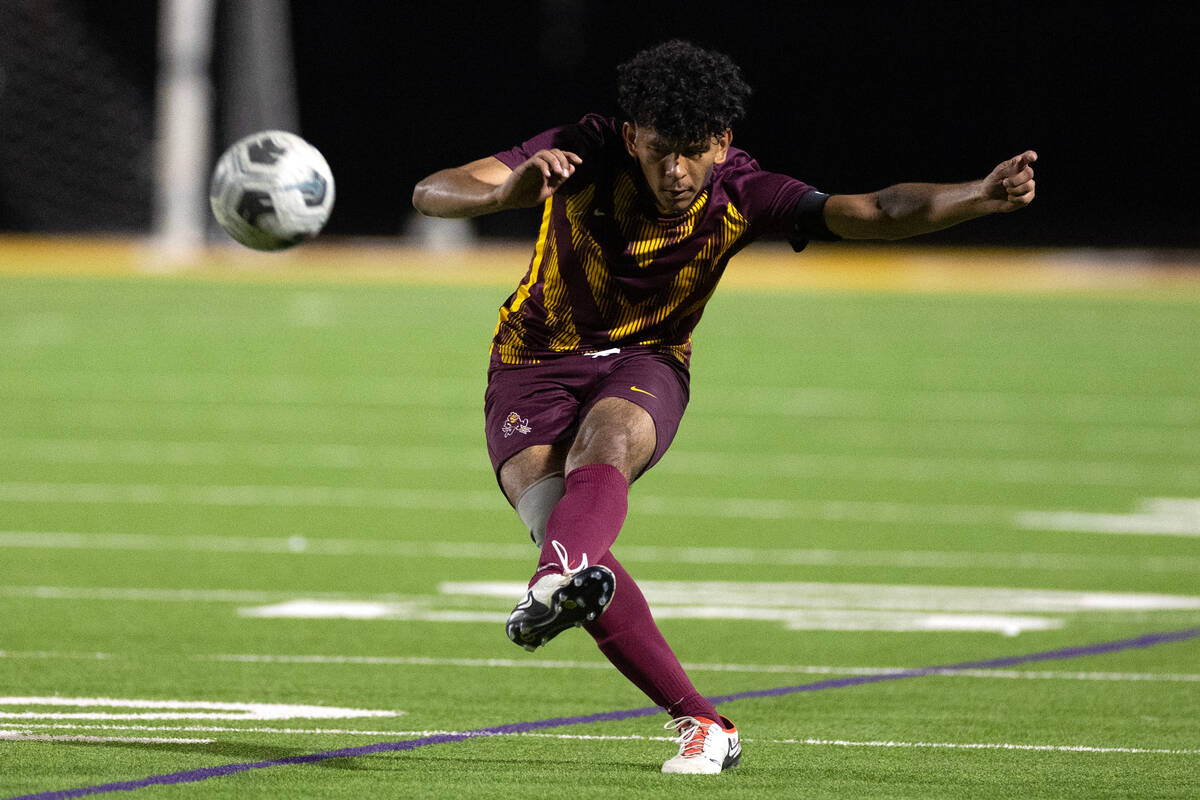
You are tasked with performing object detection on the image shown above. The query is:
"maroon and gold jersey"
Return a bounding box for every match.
[491,114,819,366]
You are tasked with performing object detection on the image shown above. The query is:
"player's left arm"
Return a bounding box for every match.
[823,151,1037,240]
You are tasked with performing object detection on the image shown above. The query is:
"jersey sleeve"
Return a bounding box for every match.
[492,113,614,171]
[718,152,839,251]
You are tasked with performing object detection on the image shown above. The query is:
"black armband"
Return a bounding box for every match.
[788,190,840,252]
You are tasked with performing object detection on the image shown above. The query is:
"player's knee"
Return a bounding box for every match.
[570,399,656,477]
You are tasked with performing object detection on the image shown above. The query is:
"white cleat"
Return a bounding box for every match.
[661,715,741,774]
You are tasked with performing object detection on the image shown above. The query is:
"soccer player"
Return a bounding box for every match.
[412,39,1036,774]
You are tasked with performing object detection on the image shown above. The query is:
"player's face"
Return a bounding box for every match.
[622,123,731,216]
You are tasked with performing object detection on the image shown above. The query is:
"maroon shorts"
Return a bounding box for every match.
[484,347,690,478]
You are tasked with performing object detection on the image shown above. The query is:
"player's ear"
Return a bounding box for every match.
[621,122,638,158]
[713,129,732,164]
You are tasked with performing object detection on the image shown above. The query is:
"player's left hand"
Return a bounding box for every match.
[982,151,1037,212]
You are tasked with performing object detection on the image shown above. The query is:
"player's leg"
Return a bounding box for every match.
[525,396,652,583]
[492,354,736,771]
[528,349,687,580]
[505,396,646,649]
[484,356,617,648]
[553,386,729,736]
[568,353,735,773]
[505,457,737,773]
[586,552,739,774]
[584,551,718,716]
[500,442,568,545]
[501,441,621,650]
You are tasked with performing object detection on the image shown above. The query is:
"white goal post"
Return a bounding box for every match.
[152,0,298,264]
[152,0,216,263]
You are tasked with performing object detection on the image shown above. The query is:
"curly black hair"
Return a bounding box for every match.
[616,39,751,146]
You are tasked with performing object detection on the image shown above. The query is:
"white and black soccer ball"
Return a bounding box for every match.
[209,130,335,251]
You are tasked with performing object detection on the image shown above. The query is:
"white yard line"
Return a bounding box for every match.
[0,585,424,606]
[3,530,1195,573]
[0,731,215,744]
[7,580,1196,614]
[3,650,1198,683]
[0,586,337,603]
[764,737,1200,756]
[0,438,485,471]
[3,480,1197,535]
[4,372,1198,426]
[439,580,1200,613]
[0,371,479,406]
[666,450,1200,488]
[0,696,400,721]
[232,599,1060,635]
[0,734,216,748]
[3,579,1196,637]
[2,436,1196,489]
[207,654,1200,683]
[0,722,436,736]
[0,724,446,734]
[694,386,1200,427]
[515,732,1200,755]
[1,722,1192,756]
[0,481,1019,526]
[1016,498,1200,537]
[0,481,504,514]
[229,578,1200,634]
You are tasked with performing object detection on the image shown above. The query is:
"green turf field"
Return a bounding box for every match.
[1,263,1198,799]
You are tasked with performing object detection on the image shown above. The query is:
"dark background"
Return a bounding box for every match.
[4,1,1198,248]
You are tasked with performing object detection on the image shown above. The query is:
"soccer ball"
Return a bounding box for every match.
[209,130,335,251]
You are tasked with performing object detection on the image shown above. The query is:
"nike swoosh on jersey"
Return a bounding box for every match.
[629,386,657,398]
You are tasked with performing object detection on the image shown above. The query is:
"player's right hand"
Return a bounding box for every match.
[981,150,1037,213]
[498,149,582,208]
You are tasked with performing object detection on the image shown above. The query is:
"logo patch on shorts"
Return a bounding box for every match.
[502,411,533,438]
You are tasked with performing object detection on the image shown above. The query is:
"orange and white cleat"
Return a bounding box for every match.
[661,715,741,774]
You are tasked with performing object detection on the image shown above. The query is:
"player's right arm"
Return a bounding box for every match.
[412,150,582,218]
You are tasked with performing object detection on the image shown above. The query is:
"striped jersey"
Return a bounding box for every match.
[491,114,819,366]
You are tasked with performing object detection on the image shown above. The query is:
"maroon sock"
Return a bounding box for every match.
[530,463,628,586]
[584,553,721,722]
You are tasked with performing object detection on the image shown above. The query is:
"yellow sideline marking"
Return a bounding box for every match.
[0,236,521,286]
[1,236,1198,296]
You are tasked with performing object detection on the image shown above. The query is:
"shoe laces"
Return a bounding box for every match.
[550,539,588,575]
[665,716,711,758]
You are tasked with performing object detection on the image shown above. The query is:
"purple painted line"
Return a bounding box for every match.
[707,625,1200,705]
[7,626,1199,800]
[3,711,665,800]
